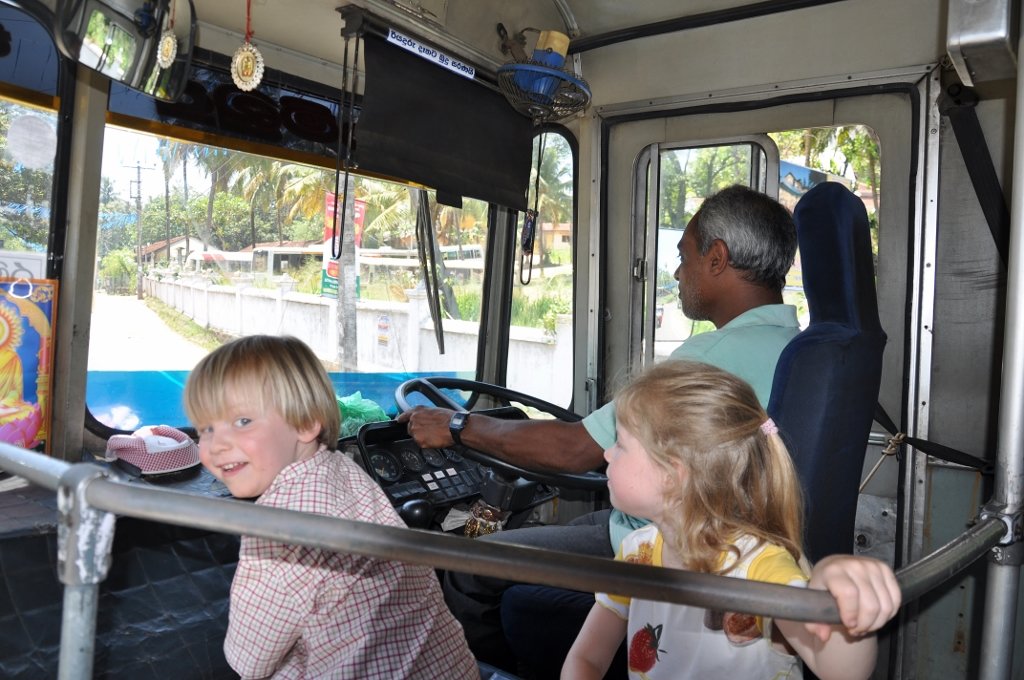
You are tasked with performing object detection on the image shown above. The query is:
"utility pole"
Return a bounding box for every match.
[130,164,144,299]
[126,162,154,300]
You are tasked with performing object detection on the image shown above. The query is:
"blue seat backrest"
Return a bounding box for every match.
[767,182,886,563]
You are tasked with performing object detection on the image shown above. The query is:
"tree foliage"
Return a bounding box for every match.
[659,145,752,229]
[0,102,53,252]
[771,125,880,213]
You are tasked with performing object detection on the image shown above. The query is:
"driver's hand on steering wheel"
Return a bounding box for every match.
[396,406,459,448]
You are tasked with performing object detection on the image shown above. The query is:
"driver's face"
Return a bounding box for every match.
[674,222,711,322]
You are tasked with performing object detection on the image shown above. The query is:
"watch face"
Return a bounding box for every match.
[450,411,468,445]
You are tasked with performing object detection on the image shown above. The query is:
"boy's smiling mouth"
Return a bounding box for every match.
[221,462,247,474]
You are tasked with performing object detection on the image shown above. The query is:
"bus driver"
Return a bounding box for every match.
[399,184,802,670]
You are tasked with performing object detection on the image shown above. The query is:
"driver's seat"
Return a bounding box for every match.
[767,181,886,561]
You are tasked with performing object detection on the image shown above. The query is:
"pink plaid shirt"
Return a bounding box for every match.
[225,448,477,679]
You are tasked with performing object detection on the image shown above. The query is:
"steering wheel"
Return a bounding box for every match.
[396,377,608,491]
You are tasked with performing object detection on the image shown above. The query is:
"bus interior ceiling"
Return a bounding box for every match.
[0,0,1020,678]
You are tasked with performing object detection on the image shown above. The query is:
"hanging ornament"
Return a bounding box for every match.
[231,0,264,91]
[156,0,177,69]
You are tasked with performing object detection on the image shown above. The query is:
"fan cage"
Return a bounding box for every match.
[497,61,592,123]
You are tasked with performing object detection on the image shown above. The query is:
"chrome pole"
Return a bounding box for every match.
[978,8,1024,678]
[56,586,99,680]
[56,465,117,680]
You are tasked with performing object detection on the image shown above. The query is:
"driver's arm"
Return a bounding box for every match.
[397,406,604,472]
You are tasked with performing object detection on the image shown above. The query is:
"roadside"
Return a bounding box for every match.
[88,291,210,371]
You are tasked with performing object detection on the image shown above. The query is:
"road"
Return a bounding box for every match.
[88,291,209,371]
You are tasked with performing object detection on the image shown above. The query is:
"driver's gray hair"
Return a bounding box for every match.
[690,185,797,292]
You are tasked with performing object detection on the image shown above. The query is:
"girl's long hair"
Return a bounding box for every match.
[615,360,803,573]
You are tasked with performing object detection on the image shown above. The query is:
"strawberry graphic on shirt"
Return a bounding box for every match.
[628,622,665,678]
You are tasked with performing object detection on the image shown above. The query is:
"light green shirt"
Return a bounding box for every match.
[581,304,801,549]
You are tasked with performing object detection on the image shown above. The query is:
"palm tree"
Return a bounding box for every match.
[157,140,195,258]
[193,147,238,249]
[358,177,415,247]
[232,158,292,247]
[529,133,573,271]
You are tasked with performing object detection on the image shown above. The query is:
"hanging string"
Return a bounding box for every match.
[531,133,546,214]
[345,37,360,170]
[168,0,176,29]
[519,133,546,285]
[330,35,351,260]
[244,0,253,42]
[330,36,360,260]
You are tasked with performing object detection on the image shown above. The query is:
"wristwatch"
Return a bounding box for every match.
[449,411,470,447]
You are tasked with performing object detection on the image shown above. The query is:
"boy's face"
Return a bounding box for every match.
[196,391,321,499]
[603,423,677,523]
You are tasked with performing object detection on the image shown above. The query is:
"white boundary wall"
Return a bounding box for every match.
[145,275,573,405]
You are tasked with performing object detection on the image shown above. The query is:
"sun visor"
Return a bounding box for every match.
[355,32,533,211]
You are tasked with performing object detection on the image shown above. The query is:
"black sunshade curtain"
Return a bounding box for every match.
[356,32,533,211]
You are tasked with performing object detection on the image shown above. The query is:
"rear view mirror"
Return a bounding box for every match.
[54,0,195,101]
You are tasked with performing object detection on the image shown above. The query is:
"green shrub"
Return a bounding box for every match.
[293,260,323,294]
[98,248,137,294]
[455,288,482,321]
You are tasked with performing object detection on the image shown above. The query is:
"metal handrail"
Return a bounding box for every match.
[86,476,840,622]
[0,443,1005,625]
[898,518,1006,603]
[0,443,70,490]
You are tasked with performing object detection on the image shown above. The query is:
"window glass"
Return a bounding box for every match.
[771,125,881,327]
[507,132,574,408]
[0,8,59,453]
[87,126,486,433]
[651,144,758,360]
[650,127,880,361]
[0,99,55,269]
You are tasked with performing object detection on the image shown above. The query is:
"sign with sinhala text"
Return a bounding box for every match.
[386,28,476,80]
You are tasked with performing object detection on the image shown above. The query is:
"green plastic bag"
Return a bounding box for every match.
[336,392,390,438]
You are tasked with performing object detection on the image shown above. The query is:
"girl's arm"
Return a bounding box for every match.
[775,554,902,680]
[562,603,627,680]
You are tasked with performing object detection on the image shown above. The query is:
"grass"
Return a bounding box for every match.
[144,297,232,351]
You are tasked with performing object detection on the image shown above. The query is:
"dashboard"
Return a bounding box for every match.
[361,430,487,507]
[351,418,558,529]
[353,420,490,508]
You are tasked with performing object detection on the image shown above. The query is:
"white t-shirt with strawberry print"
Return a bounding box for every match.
[596,525,808,679]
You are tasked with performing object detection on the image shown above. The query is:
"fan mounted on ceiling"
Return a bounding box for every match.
[495,25,591,124]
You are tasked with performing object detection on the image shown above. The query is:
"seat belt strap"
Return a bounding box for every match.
[873,402,991,473]
[938,84,1010,266]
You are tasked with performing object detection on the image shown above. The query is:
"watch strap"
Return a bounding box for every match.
[449,411,469,446]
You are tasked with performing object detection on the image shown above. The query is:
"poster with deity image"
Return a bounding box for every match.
[0,278,57,453]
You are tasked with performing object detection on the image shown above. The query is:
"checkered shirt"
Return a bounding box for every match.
[225,448,477,679]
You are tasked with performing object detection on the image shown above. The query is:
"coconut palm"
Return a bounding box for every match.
[232,158,294,247]
[523,132,573,274]
[358,177,415,247]
[193,147,238,249]
[156,139,196,257]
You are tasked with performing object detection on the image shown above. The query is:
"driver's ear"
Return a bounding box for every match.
[706,239,730,276]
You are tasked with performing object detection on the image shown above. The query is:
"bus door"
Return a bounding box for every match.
[599,86,972,678]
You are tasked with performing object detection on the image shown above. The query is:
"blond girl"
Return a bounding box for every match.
[563,360,900,680]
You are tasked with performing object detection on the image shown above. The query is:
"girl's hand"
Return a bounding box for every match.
[805,554,901,641]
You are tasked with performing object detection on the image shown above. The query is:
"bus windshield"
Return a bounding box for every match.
[87,125,497,433]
